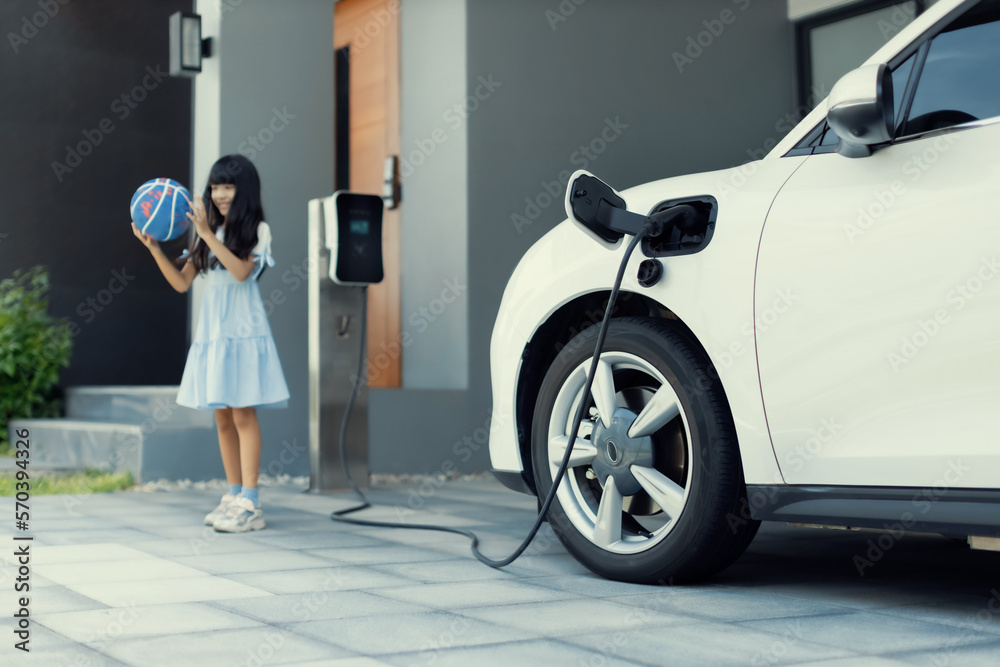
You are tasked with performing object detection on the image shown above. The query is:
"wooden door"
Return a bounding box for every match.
[334,0,401,388]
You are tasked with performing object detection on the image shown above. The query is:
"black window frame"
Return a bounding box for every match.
[795,0,927,109]
[786,0,995,157]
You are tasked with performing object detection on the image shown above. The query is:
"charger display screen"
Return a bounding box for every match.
[333,192,384,284]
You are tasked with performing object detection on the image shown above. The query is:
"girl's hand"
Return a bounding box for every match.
[131,221,160,251]
[188,198,211,239]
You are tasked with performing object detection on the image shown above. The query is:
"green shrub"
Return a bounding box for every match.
[0,267,73,455]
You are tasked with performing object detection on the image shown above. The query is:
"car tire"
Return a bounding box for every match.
[531,316,759,583]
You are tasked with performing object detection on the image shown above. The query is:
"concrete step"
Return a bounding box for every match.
[8,419,223,483]
[65,386,214,428]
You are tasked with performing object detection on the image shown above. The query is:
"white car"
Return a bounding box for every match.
[489,0,1000,583]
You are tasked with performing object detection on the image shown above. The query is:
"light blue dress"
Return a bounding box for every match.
[176,222,290,410]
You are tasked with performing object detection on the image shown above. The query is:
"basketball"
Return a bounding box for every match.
[130,178,194,241]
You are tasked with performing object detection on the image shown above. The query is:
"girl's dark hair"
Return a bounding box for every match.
[188,154,265,273]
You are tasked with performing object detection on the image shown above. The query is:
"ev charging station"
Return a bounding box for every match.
[307,192,385,493]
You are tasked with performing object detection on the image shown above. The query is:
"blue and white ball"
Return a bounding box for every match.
[130,178,193,242]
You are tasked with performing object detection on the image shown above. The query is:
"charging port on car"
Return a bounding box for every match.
[642,196,717,258]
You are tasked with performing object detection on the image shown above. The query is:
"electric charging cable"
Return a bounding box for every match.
[330,225,651,568]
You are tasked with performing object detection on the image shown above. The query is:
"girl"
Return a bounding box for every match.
[132,155,289,533]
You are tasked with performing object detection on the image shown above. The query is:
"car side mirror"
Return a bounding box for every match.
[826,63,894,158]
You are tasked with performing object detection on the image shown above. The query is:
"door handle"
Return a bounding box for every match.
[383,155,401,210]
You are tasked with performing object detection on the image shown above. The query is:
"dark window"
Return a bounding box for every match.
[335,46,350,191]
[901,0,1000,135]
[890,51,916,129]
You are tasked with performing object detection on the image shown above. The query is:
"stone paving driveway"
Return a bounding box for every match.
[1,476,1000,666]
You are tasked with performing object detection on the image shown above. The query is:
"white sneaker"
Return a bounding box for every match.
[213,496,265,533]
[204,493,237,526]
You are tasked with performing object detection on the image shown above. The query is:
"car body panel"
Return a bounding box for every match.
[489,158,807,485]
[757,119,1000,488]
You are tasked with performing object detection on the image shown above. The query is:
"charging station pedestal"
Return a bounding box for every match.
[306,194,382,493]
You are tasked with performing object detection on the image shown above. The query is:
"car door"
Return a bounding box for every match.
[754,0,1000,488]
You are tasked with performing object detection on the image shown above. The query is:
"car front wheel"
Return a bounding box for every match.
[531,316,759,583]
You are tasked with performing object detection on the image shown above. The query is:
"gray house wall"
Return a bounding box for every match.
[369,0,796,474]
[192,0,335,478]
[0,0,193,387]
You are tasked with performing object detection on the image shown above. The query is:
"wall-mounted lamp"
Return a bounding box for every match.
[169,11,213,78]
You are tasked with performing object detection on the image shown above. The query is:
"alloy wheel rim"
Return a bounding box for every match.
[546,351,693,555]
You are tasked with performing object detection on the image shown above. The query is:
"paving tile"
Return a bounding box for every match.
[94,627,351,666]
[0,543,155,566]
[887,640,1000,666]
[331,504,484,526]
[4,479,1000,665]
[526,573,670,598]
[0,641,127,665]
[379,638,652,667]
[128,535,280,558]
[225,566,414,594]
[36,557,208,585]
[28,585,109,614]
[36,602,263,642]
[794,658,920,666]
[606,587,851,622]
[210,589,432,623]
[293,660,395,667]
[0,617,79,647]
[570,622,855,666]
[0,568,59,589]
[172,548,333,574]
[869,595,1000,636]
[372,557,525,584]
[29,517,121,531]
[245,529,389,550]
[372,580,575,609]
[306,545,465,565]
[31,528,162,546]
[289,611,536,655]
[739,611,1000,654]
[724,579,974,612]
[499,553,592,577]
[67,575,271,607]
[458,598,693,637]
